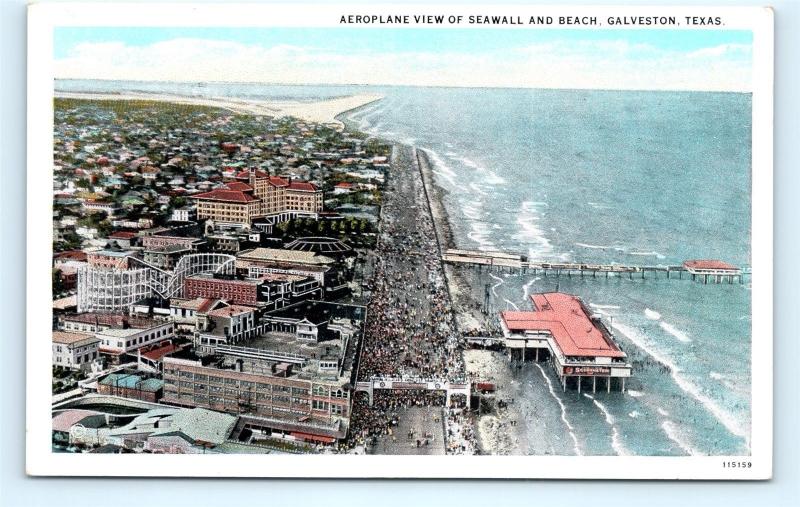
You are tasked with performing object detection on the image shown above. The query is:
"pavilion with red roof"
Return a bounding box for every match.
[499,292,632,393]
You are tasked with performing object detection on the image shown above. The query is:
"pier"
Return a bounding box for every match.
[442,249,748,284]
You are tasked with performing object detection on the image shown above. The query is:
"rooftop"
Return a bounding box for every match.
[191,188,259,203]
[170,297,220,312]
[501,292,626,359]
[237,247,334,266]
[52,331,99,346]
[683,259,740,271]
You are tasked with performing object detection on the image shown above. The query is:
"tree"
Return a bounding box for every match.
[52,268,63,294]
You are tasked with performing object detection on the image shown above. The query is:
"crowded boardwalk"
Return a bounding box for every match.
[344,146,475,454]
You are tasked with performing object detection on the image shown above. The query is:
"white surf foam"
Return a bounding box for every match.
[504,299,520,311]
[629,411,641,418]
[461,202,483,220]
[661,420,700,456]
[522,277,540,301]
[629,251,667,260]
[514,201,553,259]
[468,182,488,196]
[627,389,644,398]
[612,321,748,441]
[535,363,582,456]
[576,242,612,250]
[488,272,504,298]
[644,308,662,320]
[468,222,496,251]
[584,394,630,456]
[657,407,670,417]
[659,321,692,343]
[709,372,724,380]
[589,303,621,310]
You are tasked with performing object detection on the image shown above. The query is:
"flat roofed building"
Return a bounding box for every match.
[97,372,164,402]
[86,248,138,270]
[500,292,631,393]
[95,319,176,357]
[236,247,334,285]
[52,331,100,371]
[162,302,365,444]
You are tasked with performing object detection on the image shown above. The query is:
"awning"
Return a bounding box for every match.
[290,431,335,444]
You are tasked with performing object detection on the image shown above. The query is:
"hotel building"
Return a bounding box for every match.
[192,169,323,226]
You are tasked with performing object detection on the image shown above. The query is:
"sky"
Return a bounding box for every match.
[53,28,753,92]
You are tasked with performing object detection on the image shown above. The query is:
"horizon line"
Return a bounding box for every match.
[54,77,752,95]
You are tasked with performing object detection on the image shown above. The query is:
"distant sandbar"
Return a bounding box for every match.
[54,90,383,129]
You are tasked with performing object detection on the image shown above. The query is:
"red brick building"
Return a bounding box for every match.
[184,274,263,306]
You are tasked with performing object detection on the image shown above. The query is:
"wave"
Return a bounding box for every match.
[575,242,611,250]
[626,389,644,398]
[535,363,582,456]
[709,372,724,380]
[488,272,504,298]
[644,308,662,320]
[513,201,553,259]
[629,410,641,418]
[468,221,496,250]
[468,182,489,197]
[503,299,520,311]
[584,394,630,456]
[521,277,539,301]
[424,149,458,187]
[661,421,700,456]
[461,202,483,220]
[612,321,748,442]
[657,407,670,417]
[659,322,692,343]
[628,251,667,260]
[589,303,621,310]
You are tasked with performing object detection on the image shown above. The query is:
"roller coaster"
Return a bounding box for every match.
[77,253,236,312]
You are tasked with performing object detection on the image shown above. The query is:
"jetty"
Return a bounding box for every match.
[442,249,749,284]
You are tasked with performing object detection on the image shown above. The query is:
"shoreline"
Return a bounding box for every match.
[54,90,384,129]
[416,149,494,336]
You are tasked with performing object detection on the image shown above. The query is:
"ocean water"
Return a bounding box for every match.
[57,80,752,456]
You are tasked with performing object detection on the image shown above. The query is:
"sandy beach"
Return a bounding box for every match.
[55,90,383,129]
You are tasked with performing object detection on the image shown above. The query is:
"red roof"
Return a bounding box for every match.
[683,259,739,271]
[191,188,259,203]
[109,231,137,239]
[335,182,354,188]
[269,176,289,187]
[288,181,317,192]
[290,432,335,444]
[140,342,182,362]
[500,293,625,358]
[224,181,253,192]
[234,169,269,180]
[55,250,87,262]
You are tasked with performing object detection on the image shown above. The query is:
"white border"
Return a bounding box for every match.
[27,3,773,479]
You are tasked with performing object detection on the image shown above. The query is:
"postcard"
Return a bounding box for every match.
[27,3,773,479]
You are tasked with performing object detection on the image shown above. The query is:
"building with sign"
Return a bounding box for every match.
[499,292,632,393]
[160,302,366,445]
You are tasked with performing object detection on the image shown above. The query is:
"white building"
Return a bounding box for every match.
[95,321,176,355]
[53,331,101,371]
[170,206,197,222]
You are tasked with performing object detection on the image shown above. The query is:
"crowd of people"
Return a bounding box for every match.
[343,148,476,455]
[357,150,465,381]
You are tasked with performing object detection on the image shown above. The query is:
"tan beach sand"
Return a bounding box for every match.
[55,90,383,129]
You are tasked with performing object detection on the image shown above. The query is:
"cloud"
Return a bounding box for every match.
[55,37,752,92]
